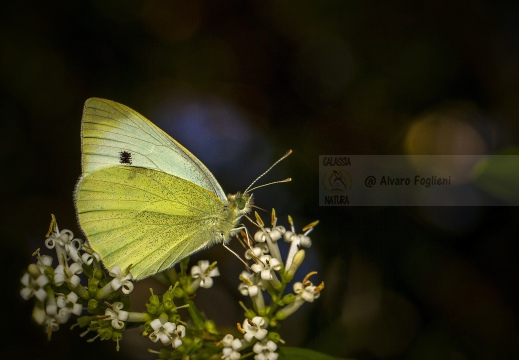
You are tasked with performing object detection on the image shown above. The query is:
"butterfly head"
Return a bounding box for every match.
[224,150,292,231]
[227,192,253,216]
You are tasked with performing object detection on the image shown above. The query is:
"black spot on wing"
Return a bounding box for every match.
[119,151,133,165]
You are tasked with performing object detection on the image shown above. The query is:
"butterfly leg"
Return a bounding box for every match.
[222,242,252,270]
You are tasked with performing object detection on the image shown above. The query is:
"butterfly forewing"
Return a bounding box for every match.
[81,98,226,200]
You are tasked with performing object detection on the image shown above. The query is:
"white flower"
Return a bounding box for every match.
[221,334,245,360]
[283,231,312,270]
[20,266,48,301]
[250,255,281,281]
[36,255,53,273]
[44,313,60,338]
[32,300,46,325]
[245,243,268,260]
[190,260,220,290]
[104,302,128,330]
[94,266,133,299]
[56,292,83,323]
[276,273,324,319]
[253,338,278,360]
[149,318,185,348]
[238,271,266,313]
[222,347,241,360]
[253,227,284,262]
[46,298,57,316]
[285,249,305,280]
[254,226,284,243]
[293,280,321,303]
[45,228,83,264]
[238,271,261,296]
[81,250,100,266]
[109,266,134,294]
[53,262,82,287]
[242,316,268,342]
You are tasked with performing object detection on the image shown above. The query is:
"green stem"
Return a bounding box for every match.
[183,297,206,331]
[267,278,289,318]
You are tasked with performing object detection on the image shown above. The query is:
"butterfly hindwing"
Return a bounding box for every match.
[75,165,225,279]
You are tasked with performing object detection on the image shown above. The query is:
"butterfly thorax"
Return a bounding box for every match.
[219,192,253,243]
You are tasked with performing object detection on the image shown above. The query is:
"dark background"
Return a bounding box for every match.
[2,1,519,359]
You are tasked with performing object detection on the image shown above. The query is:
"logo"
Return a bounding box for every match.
[322,169,352,194]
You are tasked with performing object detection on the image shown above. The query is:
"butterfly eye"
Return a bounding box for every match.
[236,197,246,210]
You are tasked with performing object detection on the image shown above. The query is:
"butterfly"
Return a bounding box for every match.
[74,98,289,279]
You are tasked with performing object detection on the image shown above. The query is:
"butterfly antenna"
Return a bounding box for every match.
[246,178,292,193]
[244,149,293,194]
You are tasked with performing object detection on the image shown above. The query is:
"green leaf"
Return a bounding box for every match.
[472,148,519,204]
[278,346,351,360]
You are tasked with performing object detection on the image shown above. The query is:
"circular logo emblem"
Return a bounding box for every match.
[322,169,352,194]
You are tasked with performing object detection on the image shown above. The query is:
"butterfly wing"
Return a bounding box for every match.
[80,98,226,200]
[75,166,225,279]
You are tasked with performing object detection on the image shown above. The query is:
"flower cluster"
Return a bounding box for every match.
[219,211,323,360]
[20,211,323,359]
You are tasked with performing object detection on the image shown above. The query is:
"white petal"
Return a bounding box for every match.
[260,270,272,280]
[35,288,47,302]
[121,281,134,294]
[56,296,66,308]
[266,340,277,351]
[200,277,214,288]
[158,332,172,345]
[69,275,81,287]
[177,325,186,337]
[20,287,33,300]
[111,319,124,329]
[208,267,220,277]
[221,334,234,347]
[172,337,183,348]
[69,262,83,275]
[253,342,264,353]
[41,255,53,266]
[255,328,268,340]
[198,260,210,271]
[20,273,30,286]
[293,282,303,293]
[163,322,176,333]
[109,266,123,278]
[190,266,202,277]
[150,318,162,330]
[149,333,159,343]
[72,303,83,315]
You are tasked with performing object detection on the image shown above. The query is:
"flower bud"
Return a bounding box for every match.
[285,249,305,281]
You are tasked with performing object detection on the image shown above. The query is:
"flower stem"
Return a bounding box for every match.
[183,297,206,331]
